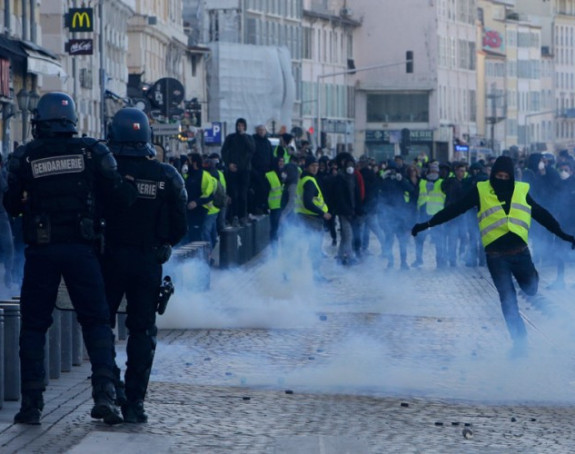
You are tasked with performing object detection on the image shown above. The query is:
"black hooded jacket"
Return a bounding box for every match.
[221,118,255,172]
[426,156,572,252]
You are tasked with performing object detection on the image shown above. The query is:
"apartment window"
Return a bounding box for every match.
[468,42,476,70]
[246,18,257,45]
[347,35,353,60]
[366,93,429,123]
[303,27,312,60]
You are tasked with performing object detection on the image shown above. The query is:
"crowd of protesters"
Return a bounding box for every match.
[160,118,575,284]
[3,117,575,286]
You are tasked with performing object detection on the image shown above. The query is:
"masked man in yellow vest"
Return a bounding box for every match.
[412,161,447,268]
[411,156,575,358]
[294,155,332,282]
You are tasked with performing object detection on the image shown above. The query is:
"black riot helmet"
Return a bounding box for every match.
[32,92,78,137]
[107,108,155,157]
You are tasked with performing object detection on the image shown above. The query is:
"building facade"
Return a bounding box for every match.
[352,0,477,163]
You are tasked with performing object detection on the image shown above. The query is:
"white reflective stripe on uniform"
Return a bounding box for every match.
[509,218,530,230]
[481,218,507,237]
[510,203,531,215]
[478,205,503,222]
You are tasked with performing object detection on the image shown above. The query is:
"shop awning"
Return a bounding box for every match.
[21,41,67,78]
[0,35,27,63]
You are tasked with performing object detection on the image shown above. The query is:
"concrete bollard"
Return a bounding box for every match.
[71,315,84,366]
[0,302,20,400]
[48,310,61,380]
[219,226,240,268]
[238,223,254,264]
[44,336,50,387]
[0,308,4,406]
[252,215,271,255]
[60,311,73,372]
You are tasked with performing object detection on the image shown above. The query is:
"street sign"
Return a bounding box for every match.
[152,123,181,136]
[204,122,222,145]
[146,78,185,112]
[65,39,93,55]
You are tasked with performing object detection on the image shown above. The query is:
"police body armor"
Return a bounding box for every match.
[105,156,186,248]
[22,137,102,245]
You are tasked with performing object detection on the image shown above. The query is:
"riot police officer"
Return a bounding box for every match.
[3,92,137,425]
[101,108,187,423]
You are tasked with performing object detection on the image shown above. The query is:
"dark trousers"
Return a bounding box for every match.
[486,248,538,345]
[19,243,116,393]
[226,169,250,222]
[102,246,161,403]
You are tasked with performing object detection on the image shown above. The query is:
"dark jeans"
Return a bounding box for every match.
[486,248,538,345]
[102,246,162,402]
[226,169,250,222]
[19,243,116,392]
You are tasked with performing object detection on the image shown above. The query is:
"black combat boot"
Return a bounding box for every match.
[14,394,44,425]
[121,400,148,423]
[90,382,123,425]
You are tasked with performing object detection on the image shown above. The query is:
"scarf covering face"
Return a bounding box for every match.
[489,156,515,209]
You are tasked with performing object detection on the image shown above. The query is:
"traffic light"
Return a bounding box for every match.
[406,51,413,73]
[400,128,410,156]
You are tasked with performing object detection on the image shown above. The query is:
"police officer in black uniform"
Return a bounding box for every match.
[3,92,137,425]
[101,108,187,423]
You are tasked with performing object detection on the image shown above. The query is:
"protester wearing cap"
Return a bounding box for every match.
[412,161,447,268]
[293,154,332,281]
[411,156,575,358]
[273,133,294,164]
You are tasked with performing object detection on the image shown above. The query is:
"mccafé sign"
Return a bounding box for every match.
[66,8,93,32]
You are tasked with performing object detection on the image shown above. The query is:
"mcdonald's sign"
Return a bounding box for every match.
[67,8,93,32]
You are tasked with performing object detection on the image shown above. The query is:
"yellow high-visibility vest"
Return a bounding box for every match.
[202,171,219,215]
[477,181,531,247]
[295,175,327,216]
[417,179,445,215]
[265,171,283,210]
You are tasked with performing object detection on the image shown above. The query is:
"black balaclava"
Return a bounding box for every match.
[490,156,515,210]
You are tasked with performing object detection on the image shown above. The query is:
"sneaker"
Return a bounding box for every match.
[411,259,423,268]
[14,395,44,425]
[91,383,123,425]
[400,262,409,271]
[122,400,148,423]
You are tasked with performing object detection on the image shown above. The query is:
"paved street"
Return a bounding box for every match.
[1,237,575,453]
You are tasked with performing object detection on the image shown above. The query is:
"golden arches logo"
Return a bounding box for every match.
[68,9,93,31]
[72,12,90,29]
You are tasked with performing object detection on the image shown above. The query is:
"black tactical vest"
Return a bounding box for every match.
[23,138,96,244]
[105,157,168,247]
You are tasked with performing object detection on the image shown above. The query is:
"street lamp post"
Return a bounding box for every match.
[17,88,40,143]
[315,59,412,153]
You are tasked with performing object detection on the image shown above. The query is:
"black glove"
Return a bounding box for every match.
[411,222,429,237]
[567,235,575,250]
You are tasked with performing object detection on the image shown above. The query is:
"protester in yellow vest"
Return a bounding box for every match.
[411,156,575,358]
[294,155,331,282]
[264,157,285,252]
[412,162,447,268]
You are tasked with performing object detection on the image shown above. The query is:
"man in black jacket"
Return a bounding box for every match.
[221,118,255,225]
[412,156,575,357]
